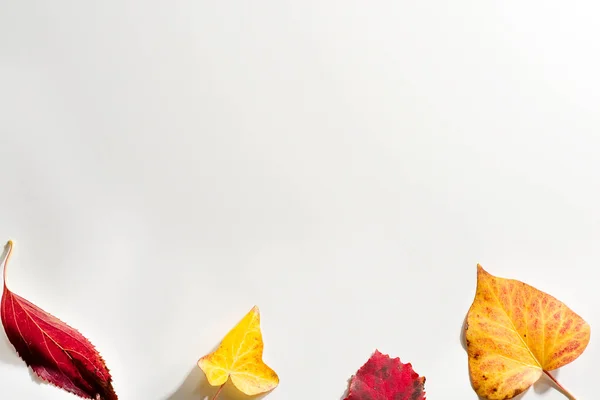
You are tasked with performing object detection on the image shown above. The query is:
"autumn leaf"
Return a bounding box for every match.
[465,265,590,400]
[344,350,426,400]
[198,306,279,399]
[0,240,118,400]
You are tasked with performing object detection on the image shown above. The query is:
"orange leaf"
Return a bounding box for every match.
[198,306,278,397]
[465,265,590,400]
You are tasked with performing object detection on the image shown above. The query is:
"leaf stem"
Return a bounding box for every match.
[2,240,13,286]
[543,370,576,400]
[211,384,225,400]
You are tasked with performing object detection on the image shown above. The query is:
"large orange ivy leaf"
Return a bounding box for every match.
[465,265,590,400]
[198,306,278,399]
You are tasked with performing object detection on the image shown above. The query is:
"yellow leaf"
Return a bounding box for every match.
[465,265,590,400]
[198,306,279,396]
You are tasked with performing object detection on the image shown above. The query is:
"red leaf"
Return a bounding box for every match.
[345,350,426,400]
[0,241,117,400]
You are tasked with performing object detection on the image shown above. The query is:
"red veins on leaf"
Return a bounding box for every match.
[345,350,426,400]
[0,241,117,400]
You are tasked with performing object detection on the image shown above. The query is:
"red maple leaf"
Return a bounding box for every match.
[345,350,426,400]
[0,241,118,400]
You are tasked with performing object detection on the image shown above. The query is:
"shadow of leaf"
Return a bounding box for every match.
[164,366,215,400]
[164,365,272,400]
[0,330,53,385]
[460,313,468,351]
[0,330,22,366]
[219,383,269,400]
[534,370,559,395]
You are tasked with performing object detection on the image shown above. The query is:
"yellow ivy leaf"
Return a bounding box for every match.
[198,306,279,396]
[465,265,590,400]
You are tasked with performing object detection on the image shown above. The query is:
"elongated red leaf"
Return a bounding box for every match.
[0,240,117,400]
[345,350,426,400]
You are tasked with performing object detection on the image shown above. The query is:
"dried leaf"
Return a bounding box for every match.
[465,265,590,400]
[344,350,426,400]
[198,306,278,397]
[0,241,117,400]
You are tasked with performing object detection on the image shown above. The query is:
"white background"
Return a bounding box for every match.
[0,2,598,399]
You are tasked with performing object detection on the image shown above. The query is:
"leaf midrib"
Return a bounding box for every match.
[9,292,106,391]
[484,279,542,370]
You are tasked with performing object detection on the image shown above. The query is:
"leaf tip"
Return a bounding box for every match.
[476,264,490,276]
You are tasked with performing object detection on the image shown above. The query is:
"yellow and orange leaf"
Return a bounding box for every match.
[198,306,279,397]
[465,265,590,400]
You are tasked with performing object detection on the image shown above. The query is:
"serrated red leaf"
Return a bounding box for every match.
[0,241,117,400]
[345,350,426,400]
